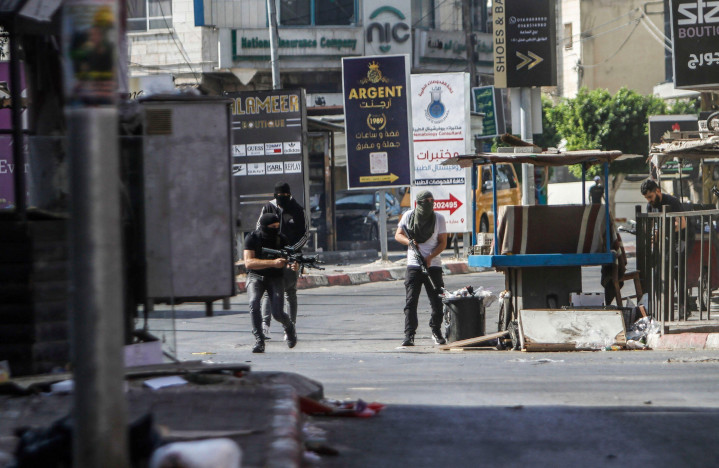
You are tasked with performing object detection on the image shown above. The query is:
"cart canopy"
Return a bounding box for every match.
[442,150,623,168]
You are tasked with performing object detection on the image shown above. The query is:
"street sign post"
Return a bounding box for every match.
[670,0,719,89]
[342,55,412,189]
[493,0,557,89]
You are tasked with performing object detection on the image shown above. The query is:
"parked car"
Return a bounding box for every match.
[335,190,402,244]
[475,163,521,232]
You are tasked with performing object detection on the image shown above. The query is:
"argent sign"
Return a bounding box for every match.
[670,0,719,89]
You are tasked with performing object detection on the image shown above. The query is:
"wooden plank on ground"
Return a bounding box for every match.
[519,309,626,352]
[439,330,509,350]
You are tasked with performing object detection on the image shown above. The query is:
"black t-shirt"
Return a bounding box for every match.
[244,230,289,277]
[589,184,604,204]
[258,198,307,247]
[647,193,692,241]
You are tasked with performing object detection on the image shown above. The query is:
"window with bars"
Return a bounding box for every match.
[127,0,173,32]
[279,0,356,26]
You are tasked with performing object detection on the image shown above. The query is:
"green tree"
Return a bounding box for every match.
[542,87,667,210]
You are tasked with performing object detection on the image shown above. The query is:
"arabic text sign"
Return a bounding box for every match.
[342,55,412,189]
[670,0,719,89]
[228,89,307,228]
[411,72,471,232]
[493,0,557,88]
[472,86,505,138]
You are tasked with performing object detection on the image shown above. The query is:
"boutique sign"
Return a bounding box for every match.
[670,0,719,89]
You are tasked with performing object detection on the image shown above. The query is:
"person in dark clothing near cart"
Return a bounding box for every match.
[641,178,695,313]
[589,176,604,204]
[257,182,308,340]
[395,190,448,347]
[244,213,299,353]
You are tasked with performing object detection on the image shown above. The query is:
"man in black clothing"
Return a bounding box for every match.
[641,178,692,313]
[256,182,308,339]
[589,176,604,204]
[244,213,299,353]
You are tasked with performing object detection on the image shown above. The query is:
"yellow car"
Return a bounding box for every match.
[475,163,521,232]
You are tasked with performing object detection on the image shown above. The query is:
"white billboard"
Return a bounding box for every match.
[410,72,472,233]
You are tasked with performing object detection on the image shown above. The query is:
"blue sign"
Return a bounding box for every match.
[342,55,412,188]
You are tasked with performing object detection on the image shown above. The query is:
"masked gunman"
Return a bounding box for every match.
[394,191,448,346]
[244,213,299,353]
[256,182,308,339]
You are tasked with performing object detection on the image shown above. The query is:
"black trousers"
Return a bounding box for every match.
[403,266,444,336]
[247,273,293,339]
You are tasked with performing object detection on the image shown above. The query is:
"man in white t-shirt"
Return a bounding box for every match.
[394,190,448,346]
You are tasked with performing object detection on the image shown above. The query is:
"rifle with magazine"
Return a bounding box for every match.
[261,247,324,274]
[401,225,441,294]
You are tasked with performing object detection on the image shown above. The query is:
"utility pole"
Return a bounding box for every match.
[462,0,477,87]
[63,1,129,466]
[267,0,281,89]
[519,87,535,205]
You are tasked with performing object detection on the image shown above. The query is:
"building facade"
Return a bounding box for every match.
[555,0,667,99]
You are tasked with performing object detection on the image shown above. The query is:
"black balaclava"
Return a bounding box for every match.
[408,190,436,244]
[259,213,280,240]
[274,182,291,209]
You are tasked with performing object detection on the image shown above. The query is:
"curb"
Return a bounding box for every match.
[266,384,303,468]
[237,262,481,293]
[648,332,719,350]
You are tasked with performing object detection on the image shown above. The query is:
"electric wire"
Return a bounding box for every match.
[578,18,641,69]
[639,15,672,52]
[156,0,201,84]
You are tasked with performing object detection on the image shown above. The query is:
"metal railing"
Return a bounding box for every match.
[636,206,719,326]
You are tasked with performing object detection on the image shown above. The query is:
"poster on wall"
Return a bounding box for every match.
[228,89,309,231]
[410,72,471,233]
[0,62,26,210]
[342,54,412,189]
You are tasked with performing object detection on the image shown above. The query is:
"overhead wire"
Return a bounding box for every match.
[578,18,641,69]
[639,14,672,52]
[156,0,201,84]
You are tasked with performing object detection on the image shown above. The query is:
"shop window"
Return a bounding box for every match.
[564,23,573,49]
[128,0,173,32]
[280,0,356,26]
[412,0,435,29]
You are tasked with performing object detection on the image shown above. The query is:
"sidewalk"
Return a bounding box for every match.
[237,239,637,293]
[236,250,482,293]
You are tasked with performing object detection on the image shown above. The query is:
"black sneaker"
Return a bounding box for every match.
[286,325,297,349]
[401,334,415,346]
[432,330,446,345]
[252,338,265,353]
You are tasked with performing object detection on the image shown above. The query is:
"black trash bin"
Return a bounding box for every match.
[443,295,485,343]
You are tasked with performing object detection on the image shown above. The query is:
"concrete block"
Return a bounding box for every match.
[518,309,626,351]
[706,334,719,349]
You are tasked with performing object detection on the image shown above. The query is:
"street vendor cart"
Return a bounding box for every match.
[444,150,624,339]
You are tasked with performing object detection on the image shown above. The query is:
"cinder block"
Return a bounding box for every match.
[705,334,719,349]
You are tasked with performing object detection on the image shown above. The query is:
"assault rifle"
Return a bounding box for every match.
[261,247,324,274]
[401,225,441,294]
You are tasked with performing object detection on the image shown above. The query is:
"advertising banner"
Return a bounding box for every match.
[670,0,719,89]
[493,0,557,88]
[342,55,412,189]
[410,73,471,233]
[362,0,412,56]
[472,86,505,138]
[228,89,309,231]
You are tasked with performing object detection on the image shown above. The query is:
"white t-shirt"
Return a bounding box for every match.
[398,209,447,268]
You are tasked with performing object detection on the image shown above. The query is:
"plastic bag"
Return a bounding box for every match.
[626,316,661,342]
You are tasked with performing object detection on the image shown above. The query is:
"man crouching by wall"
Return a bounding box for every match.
[243,213,299,353]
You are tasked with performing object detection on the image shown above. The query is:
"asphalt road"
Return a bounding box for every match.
[152,266,719,468]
